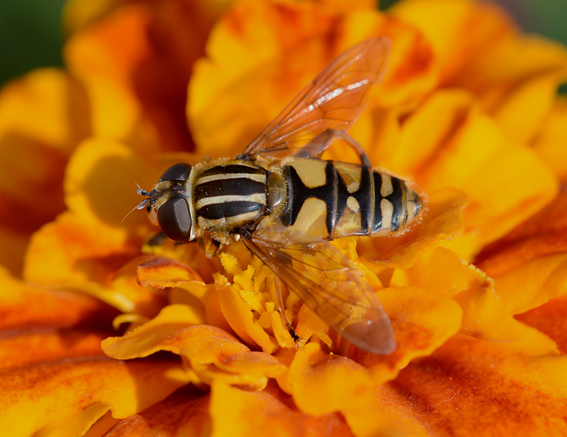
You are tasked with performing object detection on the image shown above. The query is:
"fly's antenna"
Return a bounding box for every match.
[121,181,152,223]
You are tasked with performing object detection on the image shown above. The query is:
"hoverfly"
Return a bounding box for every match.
[135,37,423,355]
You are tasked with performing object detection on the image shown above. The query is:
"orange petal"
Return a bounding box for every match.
[210,381,354,437]
[0,329,107,372]
[0,68,90,274]
[288,343,375,416]
[102,386,210,437]
[370,89,476,176]
[517,295,567,355]
[64,0,230,151]
[343,385,430,437]
[102,305,284,389]
[218,282,278,353]
[391,0,517,85]
[137,256,204,294]
[476,187,567,276]
[387,334,567,435]
[361,188,467,269]
[24,212,166,316]
[392,0,567,144]
[0,358,189,436]
[84,411,119,437]
[336,287,462,384]
[410,101,557,250]
[0,267,117,330]
[190,1,436,158]
[533,96,567,182]
[65,137,163,229]
[395,246,558,354]
[24,211,137,284]
[492,253,567,316]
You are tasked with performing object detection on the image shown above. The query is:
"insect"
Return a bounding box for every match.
[135,37,423,354]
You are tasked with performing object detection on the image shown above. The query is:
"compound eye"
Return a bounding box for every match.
[159,163,192,182]
[157,197,192,242]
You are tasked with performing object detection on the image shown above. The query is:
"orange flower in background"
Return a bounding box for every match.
[1,0,567,436]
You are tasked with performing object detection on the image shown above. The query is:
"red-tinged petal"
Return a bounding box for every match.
[386,335,567,436]
[210,381,354,437]
[24,213,167,316]
[476,187,567,276]
[137,256,204,297]
[0,358,189,437]
[0,267,118,330]
[0,330,107,372]
[334,287,462,385]
[517,295,567,355]
[102,386,210,437]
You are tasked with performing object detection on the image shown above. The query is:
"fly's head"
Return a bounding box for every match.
[136,163,194,242]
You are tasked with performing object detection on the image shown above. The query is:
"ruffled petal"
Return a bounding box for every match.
[392,0,567,144]
[0,69,90,274]
[0,267,117,331]
[0,358,189,436]
[102,386,210,437]
[396,91,558,253]
[210,382,353,437]
[24,212,166,316]
[361,188,467,269]
[64,0,232,151]
[346,287,462,383]
[190,0,436,158]
[533,97,567,182]
[102,304,285,390]
[387,335,567,435]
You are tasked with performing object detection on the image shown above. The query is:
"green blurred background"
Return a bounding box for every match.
[1,0,566,86]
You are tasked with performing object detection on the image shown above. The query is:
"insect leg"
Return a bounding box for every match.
[198,237,222,258]
[333,130,372,167]
[146,231,167,247]
[297,129,371,166]
[273,276,300,342]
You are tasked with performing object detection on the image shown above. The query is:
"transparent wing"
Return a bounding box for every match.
[238,37,391,160]
[243,225,395,354]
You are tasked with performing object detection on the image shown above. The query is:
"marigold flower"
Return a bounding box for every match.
[1,0,567,436]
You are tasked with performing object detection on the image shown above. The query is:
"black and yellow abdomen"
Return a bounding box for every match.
[278,157,421,239]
